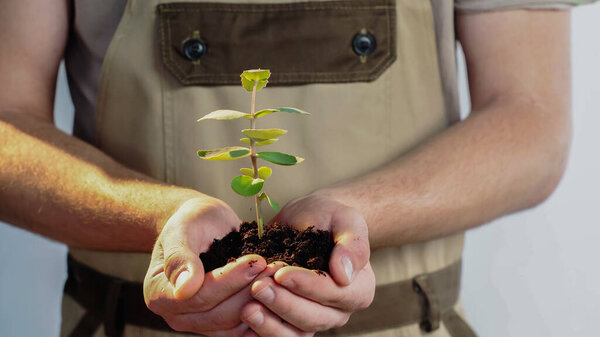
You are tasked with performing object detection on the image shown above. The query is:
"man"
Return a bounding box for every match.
[0,0,593,336]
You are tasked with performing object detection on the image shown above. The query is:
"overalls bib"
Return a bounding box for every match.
[61,0,473,336]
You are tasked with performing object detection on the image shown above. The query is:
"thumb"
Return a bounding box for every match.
[328,207,370,286]
[161,236,205,300]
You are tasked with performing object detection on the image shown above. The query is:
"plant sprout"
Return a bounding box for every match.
[197,69,308,237]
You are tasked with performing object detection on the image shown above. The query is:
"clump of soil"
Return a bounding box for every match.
[200,222,334,273]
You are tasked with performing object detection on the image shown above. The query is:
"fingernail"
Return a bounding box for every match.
[254,285,275,303]
[175,270,191,290]
[342,256,354,282]
[279,278,295,289]
[245,310,264,326]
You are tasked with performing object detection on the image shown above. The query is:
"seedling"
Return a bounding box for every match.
[197,69,308,237]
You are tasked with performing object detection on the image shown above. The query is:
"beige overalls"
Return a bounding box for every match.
[59,0,591,336]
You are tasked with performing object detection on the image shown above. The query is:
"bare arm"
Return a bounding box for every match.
[297,10,572,248]
[0,0,210,252]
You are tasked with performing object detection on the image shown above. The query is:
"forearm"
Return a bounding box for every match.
[0,110,206,251]
[319,97,570,248]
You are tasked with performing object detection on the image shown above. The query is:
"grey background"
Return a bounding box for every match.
[1,4,599,336]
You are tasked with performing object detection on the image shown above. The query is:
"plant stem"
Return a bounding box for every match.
[249,81,263,238]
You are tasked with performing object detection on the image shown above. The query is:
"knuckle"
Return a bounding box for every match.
[205,311,235,330]
[276,301,294,318]
[163,251,186,279]
[348,289,372,312]
[190,294,213,312]
[353,239,371,263]
[145,299,160,314]
[307,318,331,333]
[330,290,349,309]
[298,313,337,333]
[332,290,365,312]
[360,288,375,310]
[165,317,187,332]
[144,290,169,315]
[357,298,371,311]
[333,314,351,329]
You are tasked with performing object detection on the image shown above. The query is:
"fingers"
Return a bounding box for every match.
[162,241,206,300]
[157,219,206,300]
[249,277,350,333]
[163,262,288,333]
[241,302,314,337]
[273,265,375,312]
[146,255,268,316]
[158,197,243,300]
[329,207,370,286]
[178,255,267,313]
[166,281,253,332]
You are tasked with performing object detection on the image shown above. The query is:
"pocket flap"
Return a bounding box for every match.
[157,0,396,86]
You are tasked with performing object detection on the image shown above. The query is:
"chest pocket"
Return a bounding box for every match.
[156,0,396,86]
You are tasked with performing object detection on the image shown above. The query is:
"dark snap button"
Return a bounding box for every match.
[183,38,206,61]
[352,33,376,56]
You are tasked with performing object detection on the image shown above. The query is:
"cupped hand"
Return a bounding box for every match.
[143,197,267,336]
[240,193,376,336]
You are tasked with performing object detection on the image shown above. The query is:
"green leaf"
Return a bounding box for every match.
[275,107,310,115]
[231,176,264,197]
[241,69,270,92]
[242,128,287,140]
[257,152,304,166]
[241,76,268,92]
[259,192,280,211]
[240,138,279,146]
[197,146,250,161]
[242,69,271,81]
[254,109,278,119]
[240,168,254,177]
[239,166,271,179]
[197,110,249,122]
[258,166,272,179]
[253,107,310,118]
[257,139,278,146]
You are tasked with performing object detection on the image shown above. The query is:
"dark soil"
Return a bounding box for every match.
[200,222,334,273]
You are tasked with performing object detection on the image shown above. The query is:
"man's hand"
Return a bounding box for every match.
[239,194,375,336]
[144,198,267,336]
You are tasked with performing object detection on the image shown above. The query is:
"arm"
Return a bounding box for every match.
[314,9,572,248]
[0,0,204,252]
[0,2,265,335]
[244,9,572,336]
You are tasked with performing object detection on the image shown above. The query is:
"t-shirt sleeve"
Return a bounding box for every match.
[455,0,598,12]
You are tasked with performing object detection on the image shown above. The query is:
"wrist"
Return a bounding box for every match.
[152,189,208,238]
[310,186,355,209]
[154,192,239,241]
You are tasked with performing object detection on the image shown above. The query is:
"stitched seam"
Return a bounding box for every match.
[162,14,390,78]
[159,6,394,13]
[161,14,188,84]
[158,0,397,84]
[166,15,190,81]
[157,0,395,13]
